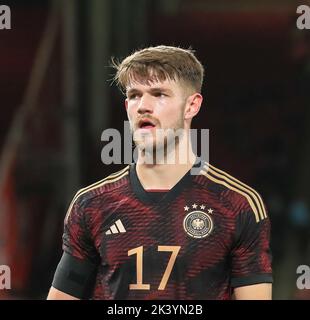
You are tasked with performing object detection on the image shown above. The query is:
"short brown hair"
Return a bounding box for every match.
[113,45,204,93]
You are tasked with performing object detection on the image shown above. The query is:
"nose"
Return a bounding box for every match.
[137,94,153,114]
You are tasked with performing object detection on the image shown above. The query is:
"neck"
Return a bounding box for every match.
[136,136,197,190]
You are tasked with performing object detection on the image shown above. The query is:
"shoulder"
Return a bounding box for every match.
[76,165,130,202]
[196,161,267,223]
[65,165,130,222]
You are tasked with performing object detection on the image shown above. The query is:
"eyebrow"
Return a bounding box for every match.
[126,87,173,96]
[126,88,139,96]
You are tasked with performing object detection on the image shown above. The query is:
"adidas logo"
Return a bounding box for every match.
[105,219,126,235]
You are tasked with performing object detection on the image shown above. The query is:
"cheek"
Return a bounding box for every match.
[160,108,184,128]
[127,113,135,126]
[126,107,139,130]
[163,101,185,118]
[126,104,135,119]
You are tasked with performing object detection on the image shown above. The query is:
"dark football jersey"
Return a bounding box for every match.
[62,160,272,300]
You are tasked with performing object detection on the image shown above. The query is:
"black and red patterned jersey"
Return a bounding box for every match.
[60,160,272,300]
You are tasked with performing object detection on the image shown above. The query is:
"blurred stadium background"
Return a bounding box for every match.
[0,0,309,299]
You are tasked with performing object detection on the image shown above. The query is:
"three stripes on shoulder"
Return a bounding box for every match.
[201,162,267,223]
[65,166,130,223]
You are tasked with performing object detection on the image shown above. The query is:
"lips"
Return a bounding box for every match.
[137,118,156,129]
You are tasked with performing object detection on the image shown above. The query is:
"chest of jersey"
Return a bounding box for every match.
[91,191,236,299]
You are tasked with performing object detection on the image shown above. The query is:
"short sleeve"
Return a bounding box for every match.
[230,206,273,288]
[62,197,99,264]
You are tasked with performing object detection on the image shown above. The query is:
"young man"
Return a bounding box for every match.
[47,46,272,300]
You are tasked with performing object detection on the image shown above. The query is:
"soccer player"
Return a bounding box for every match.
[47,46,272,300]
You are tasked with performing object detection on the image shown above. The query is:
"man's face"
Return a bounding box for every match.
[125,79,188,153]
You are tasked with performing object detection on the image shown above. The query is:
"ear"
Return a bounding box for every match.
[184,93,203,120]
[125,98,128,111]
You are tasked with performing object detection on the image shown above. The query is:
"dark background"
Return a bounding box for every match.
[0,0,309,299]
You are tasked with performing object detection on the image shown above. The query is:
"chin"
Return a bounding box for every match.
[135,141,156,152]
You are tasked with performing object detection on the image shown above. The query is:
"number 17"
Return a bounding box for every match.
[128,245,181,290]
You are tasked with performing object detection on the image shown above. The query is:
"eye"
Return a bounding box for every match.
[154,92,167,97]
[128,93,139,100]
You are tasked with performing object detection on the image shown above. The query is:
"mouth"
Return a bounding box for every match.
[137,119,156,130]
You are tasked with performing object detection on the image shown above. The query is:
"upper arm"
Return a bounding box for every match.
[234,283,272,300]
[231,199,273,289]
[50,196,99,299]
[47,287,80,300]
[63,197,98,262]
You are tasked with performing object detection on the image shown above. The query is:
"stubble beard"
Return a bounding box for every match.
[131,115,185,164]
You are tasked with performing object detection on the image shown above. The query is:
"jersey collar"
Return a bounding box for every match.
[129,157,201,205]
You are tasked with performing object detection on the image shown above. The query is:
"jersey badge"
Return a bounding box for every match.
[183,204,214,238]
